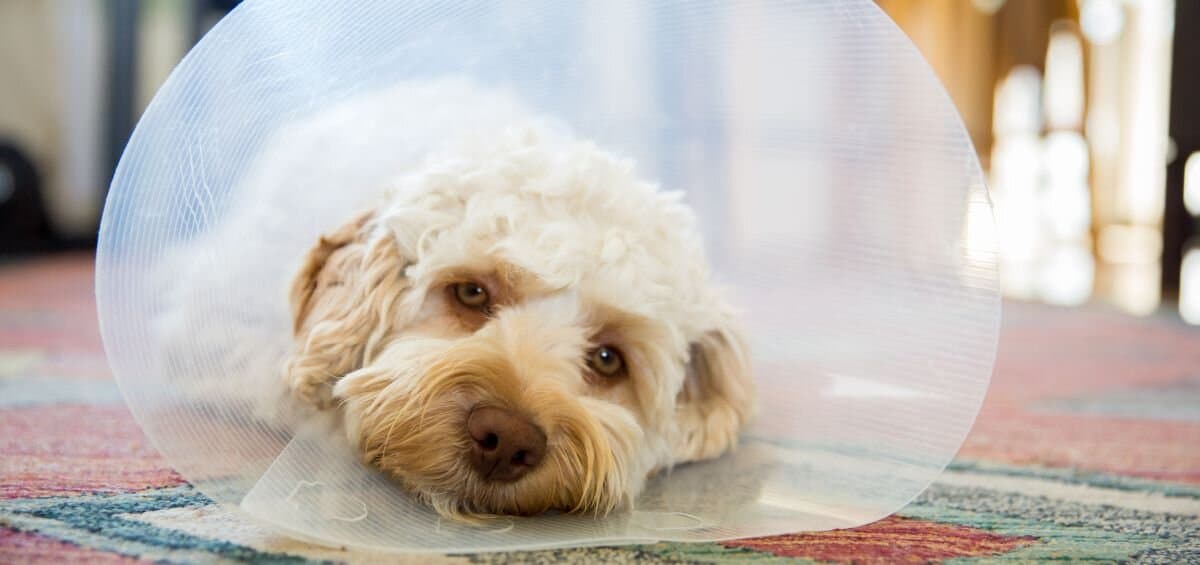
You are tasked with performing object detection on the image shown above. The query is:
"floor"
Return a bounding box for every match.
[1,252,1197,563]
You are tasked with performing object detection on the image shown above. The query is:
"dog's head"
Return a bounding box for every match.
[284,131,754,518]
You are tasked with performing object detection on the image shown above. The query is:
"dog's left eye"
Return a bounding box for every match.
[452,282,490,309]
[587,345,625,378]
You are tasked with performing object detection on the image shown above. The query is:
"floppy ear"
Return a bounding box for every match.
[672,322,756,462]
[283,211,411,407]
[289,211,373,334]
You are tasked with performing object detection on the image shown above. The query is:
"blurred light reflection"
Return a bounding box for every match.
[1042,131,1091,241]
[1080,0,1125,45]
[1104,263,1162,316]
[990,38,1094,305]
[1038,245,1094,306]
[1098,225,1162,265]
[990,66,1043,298]
[961,187,999,290]
[1181,246,1200,325]
[1184,152,1200,217]
[1044,28,1085,130]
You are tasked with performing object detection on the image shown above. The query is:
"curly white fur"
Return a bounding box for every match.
[285,127,756,517]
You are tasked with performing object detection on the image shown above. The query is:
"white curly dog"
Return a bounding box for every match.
[154,82,753,519]
[283,127,755,518]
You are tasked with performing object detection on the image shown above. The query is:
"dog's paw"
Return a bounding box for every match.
[283,364,339,409]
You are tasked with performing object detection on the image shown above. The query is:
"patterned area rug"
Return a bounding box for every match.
[2,253,1198,563]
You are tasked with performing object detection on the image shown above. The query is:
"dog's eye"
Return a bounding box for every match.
[587,345,625,378]
[452,282,490,309]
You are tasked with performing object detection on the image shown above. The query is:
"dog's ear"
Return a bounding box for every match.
[673,321,756,462]
[284,211,411,406]
[289,211,374,334]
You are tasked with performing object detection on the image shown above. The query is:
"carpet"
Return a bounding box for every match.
[1,253,1197,563]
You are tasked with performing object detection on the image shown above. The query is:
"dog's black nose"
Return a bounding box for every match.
[466,406,547,482]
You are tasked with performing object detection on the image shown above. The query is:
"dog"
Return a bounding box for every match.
[282,127,755,519]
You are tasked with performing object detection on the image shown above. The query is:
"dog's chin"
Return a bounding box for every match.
[401,459,593,522]
[363,414,630,522]
[334,359,637,521]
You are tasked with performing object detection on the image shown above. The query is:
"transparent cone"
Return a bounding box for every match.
[96,0,1000,553]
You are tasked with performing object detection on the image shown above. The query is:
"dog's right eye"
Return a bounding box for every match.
[452,282,490,310]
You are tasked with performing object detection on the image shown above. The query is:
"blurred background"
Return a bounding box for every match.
[0,0,1197,323]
